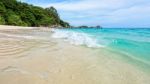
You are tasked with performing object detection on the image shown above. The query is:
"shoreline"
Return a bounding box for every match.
[0,25,150,84]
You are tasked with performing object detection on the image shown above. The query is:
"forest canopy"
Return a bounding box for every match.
[0,0,70,28]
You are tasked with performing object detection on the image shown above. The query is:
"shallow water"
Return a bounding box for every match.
[51,28,150,71]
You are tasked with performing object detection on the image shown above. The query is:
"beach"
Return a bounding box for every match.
[0,25,150,84]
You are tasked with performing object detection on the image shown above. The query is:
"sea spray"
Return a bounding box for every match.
[51,29,102,47]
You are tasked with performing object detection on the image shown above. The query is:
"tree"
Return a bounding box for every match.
[45,7,60,24]
[0,0,17,9]
[6,11,26,26]
[45,7,59,17]
[0,2,6,14]
[0,15,5,24]
[20,11,36,26]
[59,20,70,28]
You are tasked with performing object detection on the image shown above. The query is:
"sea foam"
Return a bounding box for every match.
[51,29,102,48]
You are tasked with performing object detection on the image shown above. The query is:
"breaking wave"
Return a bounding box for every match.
[51,29,103,48]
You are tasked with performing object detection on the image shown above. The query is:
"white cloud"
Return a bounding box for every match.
[47,0,148,11]
[47,0,119,11]
[25,0,150,27]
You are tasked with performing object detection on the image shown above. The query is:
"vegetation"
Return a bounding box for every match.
[0,0,70,28]
[0,15,5,24]
[77,25,102,28]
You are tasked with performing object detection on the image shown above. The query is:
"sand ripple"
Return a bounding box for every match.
[0,39,37,58]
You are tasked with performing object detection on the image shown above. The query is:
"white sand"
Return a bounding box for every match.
[0,25,150,84]
[0,25,36,30]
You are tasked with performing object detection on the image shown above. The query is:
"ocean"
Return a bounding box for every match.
[52,28,150,71]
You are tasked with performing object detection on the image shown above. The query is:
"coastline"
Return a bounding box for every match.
[0,25,150,84]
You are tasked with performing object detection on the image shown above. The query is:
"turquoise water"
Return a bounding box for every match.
[52,28,150,68]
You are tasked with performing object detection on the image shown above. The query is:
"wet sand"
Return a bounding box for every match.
[0,25,150,84]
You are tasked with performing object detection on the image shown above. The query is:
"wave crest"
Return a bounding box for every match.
[51,29,102,48]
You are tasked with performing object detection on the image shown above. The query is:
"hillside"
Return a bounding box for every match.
[0,0,70,28]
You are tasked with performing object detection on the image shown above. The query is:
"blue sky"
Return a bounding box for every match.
[21,0,150,28]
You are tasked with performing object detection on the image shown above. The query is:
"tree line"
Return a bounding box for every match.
[0,0,70,28]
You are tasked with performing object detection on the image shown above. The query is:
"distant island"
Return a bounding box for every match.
[75,25,102,28]
[0,0,101,28]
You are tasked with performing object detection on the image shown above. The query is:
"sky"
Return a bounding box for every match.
[21,0,150,28]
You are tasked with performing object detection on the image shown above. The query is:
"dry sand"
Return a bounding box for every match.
[0,25,36,30]
[0,25,150,84]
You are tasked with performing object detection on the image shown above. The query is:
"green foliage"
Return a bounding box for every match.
[3,10,26,26]
[59,20,70,28]
[0,15,5,24]
[0,0,70,27]
[20,11,36,26]
[45,7,59,20]
[7,13,24,26]
[0,0,17,10]
[0,2,6,14]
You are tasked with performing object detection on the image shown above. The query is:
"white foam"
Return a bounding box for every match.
[51,29,103,48]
